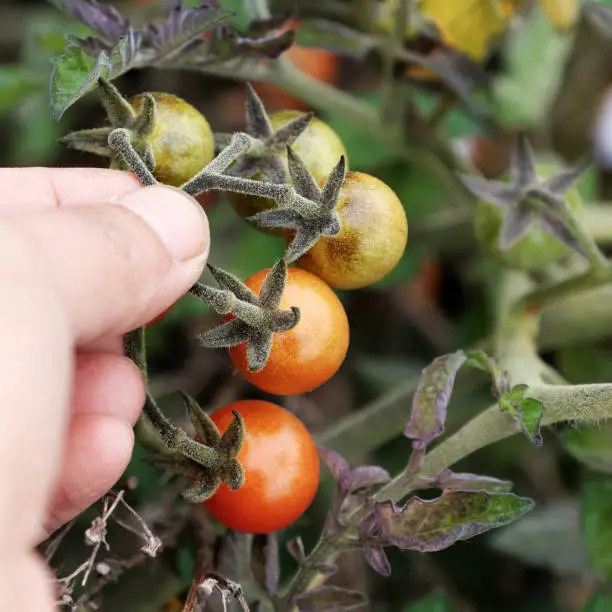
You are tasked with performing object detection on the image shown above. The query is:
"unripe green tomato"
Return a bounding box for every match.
[123,92,215,187]
[229,110,348,235]
[474,164,583,270]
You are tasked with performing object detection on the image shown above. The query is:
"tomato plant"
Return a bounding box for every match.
[204,400,320,534]
[226,266,349,395]
[43,1,609,610]
[229,110,348,232]
[294,171,408,289]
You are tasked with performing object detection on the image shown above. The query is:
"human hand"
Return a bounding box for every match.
[0,168,209,609]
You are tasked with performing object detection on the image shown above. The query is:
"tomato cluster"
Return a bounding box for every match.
[67,78,409,534]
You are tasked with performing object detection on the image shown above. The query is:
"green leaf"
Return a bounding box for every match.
[375,490,534,552]
[493,5,571,127]
[583,588,612,612]
[404,592,451,612]
[50,37,138,120]
[0,66,42,113]
[561,421,612,473]
[581,474,612,579]
[499,384,544,446]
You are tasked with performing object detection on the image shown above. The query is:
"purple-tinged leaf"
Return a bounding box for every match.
[293,586,367,611]
[286,536,306,564]
[404,351,468,449]
[364,546,391,577]
[345,466,391,492]
[147,4,230,61]
[318,446,389,495]
[374,490,534,552]
[49,0,130,41]
[358,512,378,540]
[317,446,350,484]
[499,384,544,446]
[431,469,514,493]
[251,533,279,596]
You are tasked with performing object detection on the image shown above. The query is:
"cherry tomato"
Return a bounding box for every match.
[229,111,348,234]
[227,268,349,395]
[253,44,339,112]
[126,92,215,187]
[294,172,408,290]
[204,400,320,534]
[474,163,583,270]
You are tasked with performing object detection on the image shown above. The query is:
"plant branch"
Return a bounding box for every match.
[513,266,612,315]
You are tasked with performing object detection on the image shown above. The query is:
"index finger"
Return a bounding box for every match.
[0,167,141,213]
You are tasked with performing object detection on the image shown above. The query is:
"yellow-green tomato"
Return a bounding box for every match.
[229,110,348,234]
[128,92,215,187]
[474,164,583,270]
[294,172,408,290]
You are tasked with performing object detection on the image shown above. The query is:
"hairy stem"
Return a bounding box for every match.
[124,329,167,455]
[514,266,612,315]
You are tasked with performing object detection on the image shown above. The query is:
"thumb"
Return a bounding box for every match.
[1,184,209,343]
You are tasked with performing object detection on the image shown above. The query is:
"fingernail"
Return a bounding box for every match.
[118,185,210,263]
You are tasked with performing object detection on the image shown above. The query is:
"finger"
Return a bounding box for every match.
[0,167,140,213]
[0,250,70,550]
[81,335,124,355]
[4,184,209,344]
[43,415,134,538]
[0,553,55,611]
[72,353,144,425]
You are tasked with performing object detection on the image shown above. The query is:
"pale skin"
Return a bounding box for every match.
[0,168,210,609]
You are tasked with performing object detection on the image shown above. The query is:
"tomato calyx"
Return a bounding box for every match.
[153,392,246,504]
[60,77,157,173]
[459,134,589,257]
[216,83,313,183]
[190,259,300,371]
[248,146,346,261]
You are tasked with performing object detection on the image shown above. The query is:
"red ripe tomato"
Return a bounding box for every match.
[204,400,320,534]
[228,268,349,395]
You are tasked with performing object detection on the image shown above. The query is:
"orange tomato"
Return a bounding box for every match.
[227,268,349,395]
[204,400,320,533]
